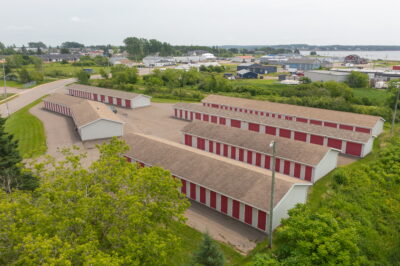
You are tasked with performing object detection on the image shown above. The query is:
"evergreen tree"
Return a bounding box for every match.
[192,233,225,266]
[0,117,38,192]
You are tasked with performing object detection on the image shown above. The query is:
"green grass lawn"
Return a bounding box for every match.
[27,63,104,78]
[5,98,47,158]
[353,87,390,105]
[169,222,244,265]
[151,97,200,103]
[0,93,15,101]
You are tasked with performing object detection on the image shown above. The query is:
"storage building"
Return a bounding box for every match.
[173,103,374,157]
[201,95,384,136]
[181,122,338,183]
[124,133,311,232]
[67,84,151,109]
[304,70,349,82]
[43,94,124,141]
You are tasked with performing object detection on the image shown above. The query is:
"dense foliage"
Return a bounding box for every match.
[0,138,190,265]
[346,71,370,88]
[252,135,400,265]
[0,117,38,192]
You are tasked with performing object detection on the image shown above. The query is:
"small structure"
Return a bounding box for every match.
[237,69,258,79]
[344,54,368,65]
[237,63,277,74]
[181,121,339,183]
[284,58,321,71]
[124,133,311,232]
[43,94,124,141]
[231,56,254,63]
[67,84,151,109]
[142,56,175,67]
[37,54,82,63]
[393,65,400,71]
[304,70,350,82]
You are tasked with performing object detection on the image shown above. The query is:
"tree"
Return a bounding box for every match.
[346,71,369,88]
[0,138,190,265]
[274,205,366,265]
[310,51,317,56]
[18,68,31,83]
[76,70,90,84]
[61,41,84,49]
[60,48,70,54]
[28,42,47,49]
[0,117,38,193]
[192,233,225,266]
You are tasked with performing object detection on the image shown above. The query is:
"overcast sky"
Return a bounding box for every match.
[1,0,399,47]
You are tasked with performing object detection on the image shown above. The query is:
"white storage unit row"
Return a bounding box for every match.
[173,103,374,158]
[67,83,151,109]
[124,133,311,233]
[181,122,339,183]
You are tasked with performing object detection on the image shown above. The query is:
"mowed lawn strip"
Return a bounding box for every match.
[5,97,47,158]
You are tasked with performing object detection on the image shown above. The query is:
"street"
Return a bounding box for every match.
[0,78,75,117]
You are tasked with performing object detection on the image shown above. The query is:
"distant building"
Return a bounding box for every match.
[237,63,277,74]
[237,69,258,79]
[344,54,368,65]
[143,56,175,67]
[37,54,82,62]
[392,65,400,71]
[231,55,254,63]
[284,58,321,71]
[304,70,349,82]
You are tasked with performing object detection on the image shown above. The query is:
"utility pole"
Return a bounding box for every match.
[391,82,400,135]
[268,140,277,249]
[2,62,10,117]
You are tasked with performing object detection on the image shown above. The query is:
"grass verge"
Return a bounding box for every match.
[5,97,47,158]
[169,222,244,265]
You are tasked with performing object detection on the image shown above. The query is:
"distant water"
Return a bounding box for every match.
[300,50,400,61]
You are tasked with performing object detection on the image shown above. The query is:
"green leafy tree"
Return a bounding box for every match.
[0,138,190,265]
[18,68,31,83]
[0,117,38,192]
[192,233,225,266]
[60,47,70,54]
[248,254,280,266]
[346,71,369,88]
[274,204,365,265]
[76,70,90,84]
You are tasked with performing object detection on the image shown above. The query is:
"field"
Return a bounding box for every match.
[170,222,244,265]
[5,98,47,158]
[0,78,58,89]
[353,87,390,105]
[30,62,104,77]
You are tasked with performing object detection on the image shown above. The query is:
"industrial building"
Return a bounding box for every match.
[181,122,339,183]
[304,70,350,82]
[123,133,311,232]
[201,95,384,136]
[173,103,374,157]
[67,84,151,109]
[43,94,124,141]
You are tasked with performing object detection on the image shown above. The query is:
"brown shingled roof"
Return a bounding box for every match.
[202,94,383,128]
[67,83,145,100]
[70,100,124,128]
[124,133,310,212]
[174,103,372,143]
[43,93,84,106]
[181,121,333,166]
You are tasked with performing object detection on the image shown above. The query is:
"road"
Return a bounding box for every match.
[0,78,75,117]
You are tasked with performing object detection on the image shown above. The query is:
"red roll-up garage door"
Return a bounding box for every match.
[355,127,370,134]
[210,191,216,209]
[249,123,260,132]
[231,119,241,128]
[116,98,122,106]
[101,95,105,102]
[211,116,218,123]
[197,138,205,150]
[239,149,244,161]
[294,131,307,142]
[219,117,226,125]
[245,205,252,225]
[125,99,131,108]
[346,142,362,156]
[247,151,253,164]
[327,138,342,150]
[232,200,240,219]
[209,141,214,153]
[258,210,266,231]
[264,155,271,169]
[265,126,276,135]
[203,114,209,122]
[190,183,196,200]
[223,144,229,157]
[275,158,280,172]
[310,135,324,145]
[181,179,186,194]
[221,195,228,214]
[255,153,262,167]
[184,134,192,146]
[93,93,98,101]
[279,129,291,138]
[339,124,353,131]
[230,146,236,159]
[195,113,201,120]
[284,161,291,175]
[200,187,206,204]
[294,163,301,178]
[305,166,313,181]
[108,96,113,104]
[324,122,337,128]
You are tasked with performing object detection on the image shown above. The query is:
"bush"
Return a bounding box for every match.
[76,70,90,84]
[346,71,369,88]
